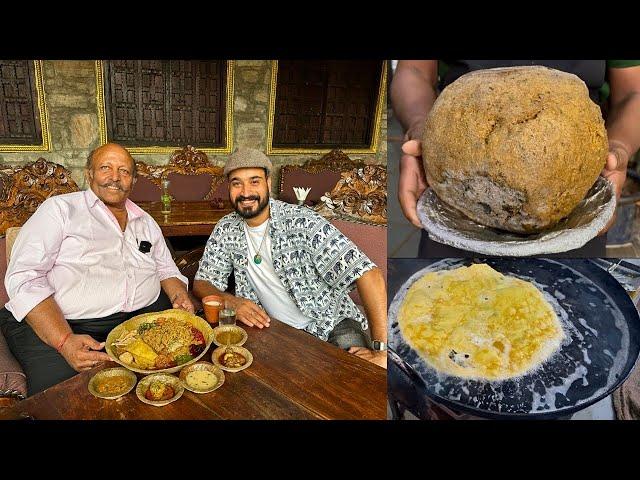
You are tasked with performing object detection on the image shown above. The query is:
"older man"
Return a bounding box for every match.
[0,143,192,396]
[193,148,387,369]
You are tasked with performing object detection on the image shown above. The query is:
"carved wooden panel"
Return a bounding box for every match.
[0,158,80,235]
[174,246,206,290]
[304,149,363,173]
[0,60,42,145]
[135,145,225,200]
[314,164,387,225]
[104,60,226,148]
[272,61,382,148]
[168,144,211,169]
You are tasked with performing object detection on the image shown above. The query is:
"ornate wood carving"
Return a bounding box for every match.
[0,158,80,235]
[304,149,363,173]
[174,246,206,290]
[314,164,387,225]
[134,161,166,186]
[169,144,211,169]
[135,145,225,200]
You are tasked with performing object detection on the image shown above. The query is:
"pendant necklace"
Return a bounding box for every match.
[245,219,269,265]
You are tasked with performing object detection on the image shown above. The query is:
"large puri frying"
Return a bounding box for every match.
[388,259,640,418]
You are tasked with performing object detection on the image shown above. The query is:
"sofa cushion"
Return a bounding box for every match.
[167,172,214,201]
[209,180,230,207]
[279,167,341,205]
[1,234,27,397]
[0,327,26,397]
[329,219,387,306]
[130,175,161,202]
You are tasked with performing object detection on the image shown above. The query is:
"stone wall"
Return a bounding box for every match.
[0,61,100,186]
[0,60,387,193]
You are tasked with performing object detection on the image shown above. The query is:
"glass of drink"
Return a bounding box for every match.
[161,178,172,214]
[219,302,236,326]
[202,295,223,324]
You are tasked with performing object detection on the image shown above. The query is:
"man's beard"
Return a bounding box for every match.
[233,194,269,219]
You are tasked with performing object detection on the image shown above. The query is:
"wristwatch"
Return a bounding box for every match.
[371,340,387,351]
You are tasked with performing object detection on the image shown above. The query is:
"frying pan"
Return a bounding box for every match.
[388,258,640,419]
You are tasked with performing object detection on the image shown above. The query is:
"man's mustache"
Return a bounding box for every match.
[235,195,260,204]
[100,182,124,191]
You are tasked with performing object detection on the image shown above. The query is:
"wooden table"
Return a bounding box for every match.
[0,319,386,420]
[137,201,233,236]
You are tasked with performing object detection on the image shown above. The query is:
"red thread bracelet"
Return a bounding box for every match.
[56,332,71,352]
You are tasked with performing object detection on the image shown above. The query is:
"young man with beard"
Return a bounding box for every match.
[0,143,193,395]
[193,148,387,368]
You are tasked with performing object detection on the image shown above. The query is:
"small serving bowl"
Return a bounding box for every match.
[88,367,137,400]
[211,345,253,373]
[179,361,225,394]
[212,325,248,347]
[136,373,184,406]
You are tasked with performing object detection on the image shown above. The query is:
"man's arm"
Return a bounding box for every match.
[349,267,387,369]
[309,217,386,367]
[390,60,439,227]
[4,199,110,371]
[391,60,439,140]
[193,279,270,329]
[160,277,194,313]
[603,65,640,199]
[23,296,110,372]
[355,268,387,343]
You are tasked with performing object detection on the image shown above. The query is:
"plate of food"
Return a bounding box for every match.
[136,373,184,406]
[88,367,137,400]
[106,308,214,374]
[211,325,247,347]
[179,361,225,394]
[212,345,253,372]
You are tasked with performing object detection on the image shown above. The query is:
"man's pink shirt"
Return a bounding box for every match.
[5,188,187,321]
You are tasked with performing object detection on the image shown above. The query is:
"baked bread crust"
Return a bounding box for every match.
[423,66,608,233]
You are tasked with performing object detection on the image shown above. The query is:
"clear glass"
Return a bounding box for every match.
[219,302,236,326]
[161,178,171,214]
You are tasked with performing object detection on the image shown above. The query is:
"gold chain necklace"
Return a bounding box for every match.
[244,220,270,265]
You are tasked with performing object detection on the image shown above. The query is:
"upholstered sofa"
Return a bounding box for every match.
[130,145,227,204]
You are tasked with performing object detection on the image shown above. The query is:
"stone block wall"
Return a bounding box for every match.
[0,60,387,193]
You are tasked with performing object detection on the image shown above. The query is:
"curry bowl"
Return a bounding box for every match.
[211,325,248,347]
[136,373,184,407]
[88,367,137,400]
[211,345,253,373]
[105,309,215,374]
[179,361,225,394]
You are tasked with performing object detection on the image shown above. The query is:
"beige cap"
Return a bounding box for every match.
[223,148,273,177]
